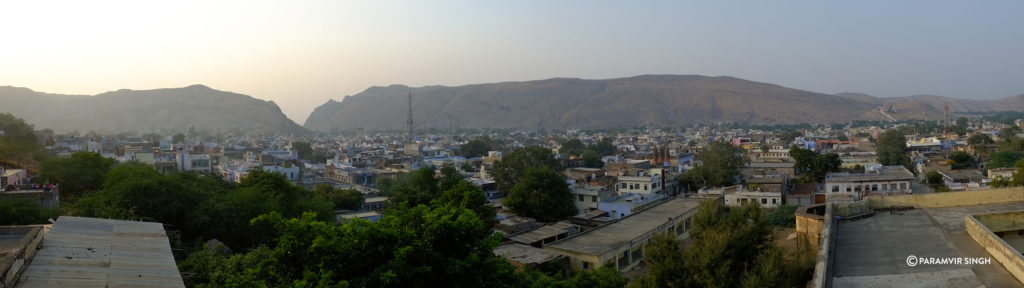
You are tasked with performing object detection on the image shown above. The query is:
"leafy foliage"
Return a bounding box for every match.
[292,141,313,160]
[313,184,364,210]
[583,149,603,168]
[0,113,49,170]
[74,167,332,251]
[767,205,798,227]
[40,151,115,199]
[505,167,577,222]
[492,146,563,193]
[461,136,496,158]
[876,129,911,169]
[678,142,745,191]
[587,137,618,157]
[182,204,518,288]
[629,200,813,288]
[949,151,975,169]
[0,197,62,225]
[990,150,1024,168]
[789,147,841,182]
[926,170,950,192]
[385,166,441,206]
[561,139,585,157]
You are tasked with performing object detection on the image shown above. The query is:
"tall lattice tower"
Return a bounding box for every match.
[943,103,950,136]
[406,92,414,139]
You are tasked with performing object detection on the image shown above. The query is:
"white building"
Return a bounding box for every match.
[597,193,666,220]
[825,165,915,196]
[263,165,301,181]
[615,168,664,195]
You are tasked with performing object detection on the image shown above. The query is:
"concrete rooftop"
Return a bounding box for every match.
[832,201,1024,288]
[546,197,699,256]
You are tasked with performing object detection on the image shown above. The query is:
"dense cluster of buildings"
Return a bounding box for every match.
[6,115,1024,283]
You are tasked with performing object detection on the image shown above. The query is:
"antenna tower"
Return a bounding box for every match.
[407,92,414,139]
[943,103,950,136]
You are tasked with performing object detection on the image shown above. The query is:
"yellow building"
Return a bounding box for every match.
[544,197,700,272]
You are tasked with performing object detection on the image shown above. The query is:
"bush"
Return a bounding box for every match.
[767,205,798,227]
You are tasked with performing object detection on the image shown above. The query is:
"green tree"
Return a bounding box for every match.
[433,180,497,226]
[313,184,364,210]
[629,200,813,288]
[583,149,603,168]
[678,142,744,191]
[806,153,842,182]
[587,137,618,157]
[182,204,518,288]
[172,132,186,144]
[990,151,1024,168]
[926,170,950,192]
[492,146,562,193]
[40,151,115,199]
[561,138,585,157]
[1012,158,1024,187]
[949,151,975,169]
[461,136,495,158]
[0,198,62,225]
[386,166,441,206]
[0,113,48,170]
[968,133,995,163]
[876,130,911,169]
[505,167,577,222]
[292,141,313,160]
[992,175,1012,188]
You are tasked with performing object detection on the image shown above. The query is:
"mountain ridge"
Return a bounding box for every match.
[0,85,305,135]
[306,75,1024,132]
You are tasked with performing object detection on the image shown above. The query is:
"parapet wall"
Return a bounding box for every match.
[833,200,871,218]
[811,203,835,288]
[796,204,825,245]
[867,187,1024,209]
[965,214,1024,285]
[0,225,45,288]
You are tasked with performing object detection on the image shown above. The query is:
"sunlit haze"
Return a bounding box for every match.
[3,0,1023,123]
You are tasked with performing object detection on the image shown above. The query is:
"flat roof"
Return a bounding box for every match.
[17,216,184,288]
[747,162,795,168]
[494,244,564,265]
[831,202,1024,287]
[339,211,381,218]
[509,222,575,244]
[546,197,699,256]
[826,166,915,182]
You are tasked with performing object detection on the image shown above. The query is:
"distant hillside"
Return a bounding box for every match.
[0,85,305,135]
[308,75,1016,131]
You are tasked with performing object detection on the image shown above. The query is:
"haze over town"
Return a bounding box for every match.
[3,0,1024,123]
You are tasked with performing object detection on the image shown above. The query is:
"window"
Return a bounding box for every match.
[900,183,907,190]
[592,196,597,202]
[772,198,777,205]
[579,195,584,202]
[882,184,888,191]
[846,186,852,192]
[761,198,767,204]
[833,186,839,192]
[644,184,648,190]
[583,262,590,270]
[621,183,627,189]
[872,184,878,191]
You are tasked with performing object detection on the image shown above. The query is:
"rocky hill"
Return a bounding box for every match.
[306,75,1024,131]
[0,85,305,135]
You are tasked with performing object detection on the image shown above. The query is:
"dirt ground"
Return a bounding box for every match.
[774,227,815,260]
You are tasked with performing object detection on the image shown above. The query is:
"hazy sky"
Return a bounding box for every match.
[3,1,1023,124]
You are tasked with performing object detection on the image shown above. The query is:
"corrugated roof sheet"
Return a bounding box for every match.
[16,216,184,288]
